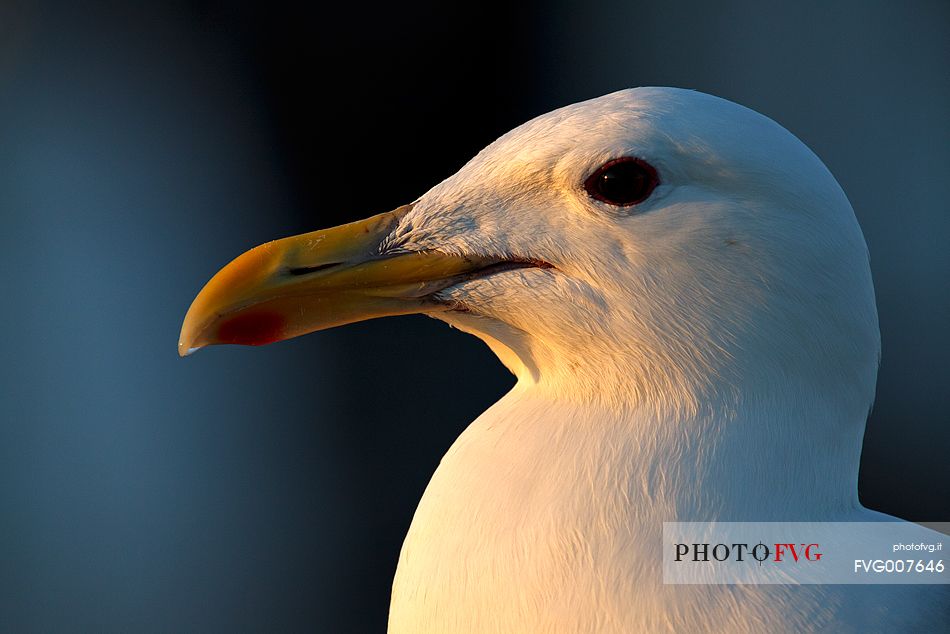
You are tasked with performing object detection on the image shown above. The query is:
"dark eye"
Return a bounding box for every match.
[583,157,659,207]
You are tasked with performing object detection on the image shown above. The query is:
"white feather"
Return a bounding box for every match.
[383,88,947,632]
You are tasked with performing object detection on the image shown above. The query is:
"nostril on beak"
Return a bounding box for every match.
[287,262,344,276]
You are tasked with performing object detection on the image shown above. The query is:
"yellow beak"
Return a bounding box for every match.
[178,204,492,356]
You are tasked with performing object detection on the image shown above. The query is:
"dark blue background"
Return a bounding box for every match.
[2,1,947,630]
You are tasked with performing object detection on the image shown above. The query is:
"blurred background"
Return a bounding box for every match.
[1,0,947,630]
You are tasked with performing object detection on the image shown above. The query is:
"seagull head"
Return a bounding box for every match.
[180,87,879,417]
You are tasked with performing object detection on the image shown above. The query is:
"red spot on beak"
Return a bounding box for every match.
[217,311,286,346]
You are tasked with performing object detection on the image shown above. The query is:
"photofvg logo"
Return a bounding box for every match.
[674,542,822,564]
[663,522,950,585]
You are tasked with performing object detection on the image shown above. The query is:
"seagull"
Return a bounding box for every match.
[179,88,948,632]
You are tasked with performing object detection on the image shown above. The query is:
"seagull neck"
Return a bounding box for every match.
[507,377,865,520]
